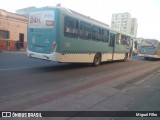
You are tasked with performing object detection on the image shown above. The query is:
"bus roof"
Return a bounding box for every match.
[142,39,160,41]
[30,6,135,38]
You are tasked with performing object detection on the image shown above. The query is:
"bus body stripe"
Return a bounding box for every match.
[27,49,126,63]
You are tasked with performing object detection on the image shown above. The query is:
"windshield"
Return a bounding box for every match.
[28,10,54,28]
[140,39,157,47]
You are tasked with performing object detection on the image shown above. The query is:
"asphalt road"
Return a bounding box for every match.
[0,52,160,120]
[0,52,145,97]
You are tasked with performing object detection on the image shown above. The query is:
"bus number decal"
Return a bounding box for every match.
[30,17,41,23]
[65,43,71,48]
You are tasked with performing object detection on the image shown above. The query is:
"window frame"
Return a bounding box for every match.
[64,16,79,38]
[0,30,10,39]
[102,29,109,42]
[109,33,116,47]
[92,25,102,41]
[121,35,130,45]
[79,21,92,40]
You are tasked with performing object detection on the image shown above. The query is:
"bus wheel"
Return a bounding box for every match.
[123,53,128,62]
[93,53,101,66]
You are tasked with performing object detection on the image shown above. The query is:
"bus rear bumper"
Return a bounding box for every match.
[138,54,159,58]
[27,49,61,61]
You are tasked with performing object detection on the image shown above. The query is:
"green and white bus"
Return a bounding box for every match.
[139,39,160,59]
[27,6,134,66]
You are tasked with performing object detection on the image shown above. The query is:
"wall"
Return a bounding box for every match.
[0,9,27,51]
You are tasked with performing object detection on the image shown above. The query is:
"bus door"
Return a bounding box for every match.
[109,33,116,60]
[131,38,136,56]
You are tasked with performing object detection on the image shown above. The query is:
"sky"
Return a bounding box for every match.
[0,0,160,39]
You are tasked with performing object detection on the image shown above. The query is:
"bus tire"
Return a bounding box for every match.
[123,53,128,62]
[93,53,101,66]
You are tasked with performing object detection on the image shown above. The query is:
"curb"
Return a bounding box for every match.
[0,50,26,54]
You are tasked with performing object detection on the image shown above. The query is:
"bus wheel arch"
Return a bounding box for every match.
[93,52,102,66]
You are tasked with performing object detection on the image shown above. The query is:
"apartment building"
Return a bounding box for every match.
[0,9,27,51]
[131,18,138,37]
[111,12,138,37]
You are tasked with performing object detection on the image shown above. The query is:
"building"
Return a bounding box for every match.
[16,6,37,17]
[111,12,131,34]
[111,12,138,37]
[0,9,27,51]
[131,18,138,37]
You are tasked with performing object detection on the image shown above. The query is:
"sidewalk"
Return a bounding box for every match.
[60,68,160,120]
[23,66,160,120]
[0,50,26,54]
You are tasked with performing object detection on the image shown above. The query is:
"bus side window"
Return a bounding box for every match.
[126,37,130,45]
[121,35,128,45]
[116,33,121,44]
[92,26,102,41]
[80,21,91,40]
[102,29,109,42]
[64,16,79,37]
[109,33,115,47]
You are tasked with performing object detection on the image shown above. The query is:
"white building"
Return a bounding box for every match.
[111,12,138,37]
[131,18,138,37]
[16,6,37,17]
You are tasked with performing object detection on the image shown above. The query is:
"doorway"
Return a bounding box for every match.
[19,33,24,48]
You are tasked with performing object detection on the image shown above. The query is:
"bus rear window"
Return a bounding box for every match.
[141,40,157,47]
[29,10,55,28]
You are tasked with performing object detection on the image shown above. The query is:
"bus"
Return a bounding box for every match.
[139,39,160,59]
[27,6,135,66]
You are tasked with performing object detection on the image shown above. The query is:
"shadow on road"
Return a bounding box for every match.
[33,60,129,73]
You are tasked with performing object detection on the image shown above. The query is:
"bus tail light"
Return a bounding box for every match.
[52,42,57,52]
